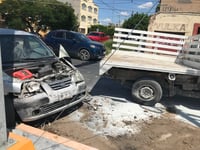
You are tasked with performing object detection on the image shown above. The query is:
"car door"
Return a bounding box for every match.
[52,31,74,56]
[100,33,108,42]
[48,31,66,56]
[62,31,78,57]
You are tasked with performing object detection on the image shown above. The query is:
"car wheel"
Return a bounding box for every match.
[79,49,91,61]
[5,95,16,129]
[131,79,162,106]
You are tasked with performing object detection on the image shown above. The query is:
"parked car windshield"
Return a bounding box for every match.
[0,35,55,63]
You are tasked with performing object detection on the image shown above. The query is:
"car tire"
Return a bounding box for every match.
[5,95,16,129]
[131,79,162,106]
[79,49,91,61]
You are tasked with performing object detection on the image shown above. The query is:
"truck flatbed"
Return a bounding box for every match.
[100,28,200,77]
[100,50,200,76]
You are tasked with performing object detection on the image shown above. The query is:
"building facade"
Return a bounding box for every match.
[59,0,98,34]
[148,0,200,36]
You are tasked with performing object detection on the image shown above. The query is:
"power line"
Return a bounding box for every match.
[99,0,160,69]
[96,0,121,13]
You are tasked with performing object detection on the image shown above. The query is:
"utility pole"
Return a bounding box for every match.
[112,0,115,24]
[0,43,7,150]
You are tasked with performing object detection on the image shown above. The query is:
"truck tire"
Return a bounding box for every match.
[131,79,162,106]
[5,95,16,129]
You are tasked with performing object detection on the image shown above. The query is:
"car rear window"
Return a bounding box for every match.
[89,32,99,36]
[54,31,65,39]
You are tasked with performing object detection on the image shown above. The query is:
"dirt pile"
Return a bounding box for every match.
[44,96,200,150]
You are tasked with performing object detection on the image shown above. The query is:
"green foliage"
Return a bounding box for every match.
[106,26,115,38]
[7,18,26,29]
[104,39,113,55]
[0,0,78,32]
[122,13,150,30]
[156,1,161,12]
[88,25,115,37]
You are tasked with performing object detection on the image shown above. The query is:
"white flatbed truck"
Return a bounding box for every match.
[100,27,200,105]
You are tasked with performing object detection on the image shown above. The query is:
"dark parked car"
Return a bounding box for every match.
[87,31,110,42]
[44,30,106,61]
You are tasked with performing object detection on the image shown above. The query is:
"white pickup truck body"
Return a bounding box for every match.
[100,27,200,105]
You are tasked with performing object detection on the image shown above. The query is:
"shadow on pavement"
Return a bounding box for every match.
[161,96,200,127]
[91,76,200,127]
[90,76,132,101]
[72,59,99,68]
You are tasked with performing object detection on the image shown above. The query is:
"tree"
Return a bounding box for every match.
[155,0,161,12]
[0,0,78,34]
[122,13,150,30]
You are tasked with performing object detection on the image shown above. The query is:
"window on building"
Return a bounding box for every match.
[197,27,200,34]
[81,15,86,22]
[193,23,200,35]
[79,28,86,34]
[88,16,92,22]
[88,6,92,12]
[93,18,97,24]
[82,3,87,10]
[94,8,98,14]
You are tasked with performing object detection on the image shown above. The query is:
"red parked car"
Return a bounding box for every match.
[87,31,110,42]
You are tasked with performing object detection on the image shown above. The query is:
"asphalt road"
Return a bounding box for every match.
[72,58,100,91]
[71,58,132,101]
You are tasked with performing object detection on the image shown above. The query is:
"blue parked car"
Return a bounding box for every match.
[44,30,106,61]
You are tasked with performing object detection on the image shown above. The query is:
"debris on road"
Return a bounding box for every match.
[69,96,164,137]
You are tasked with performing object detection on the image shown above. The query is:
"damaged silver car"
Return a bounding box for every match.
[1,28,86,127]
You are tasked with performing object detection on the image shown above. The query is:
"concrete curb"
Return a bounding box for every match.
[16,124,98,150]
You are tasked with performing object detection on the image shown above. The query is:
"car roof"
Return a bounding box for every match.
[0,28,33,36]
[51,29,75,33]
[89,31,104,34]
[49,29,81,35]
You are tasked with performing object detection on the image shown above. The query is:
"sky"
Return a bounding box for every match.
[93,0,160,25]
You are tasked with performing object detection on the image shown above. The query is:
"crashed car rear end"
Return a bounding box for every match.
[1,28,86,124]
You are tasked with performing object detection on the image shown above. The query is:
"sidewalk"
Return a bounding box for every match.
[10,123,98,150]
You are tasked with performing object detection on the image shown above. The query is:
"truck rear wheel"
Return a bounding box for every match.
[131,79,162,106]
